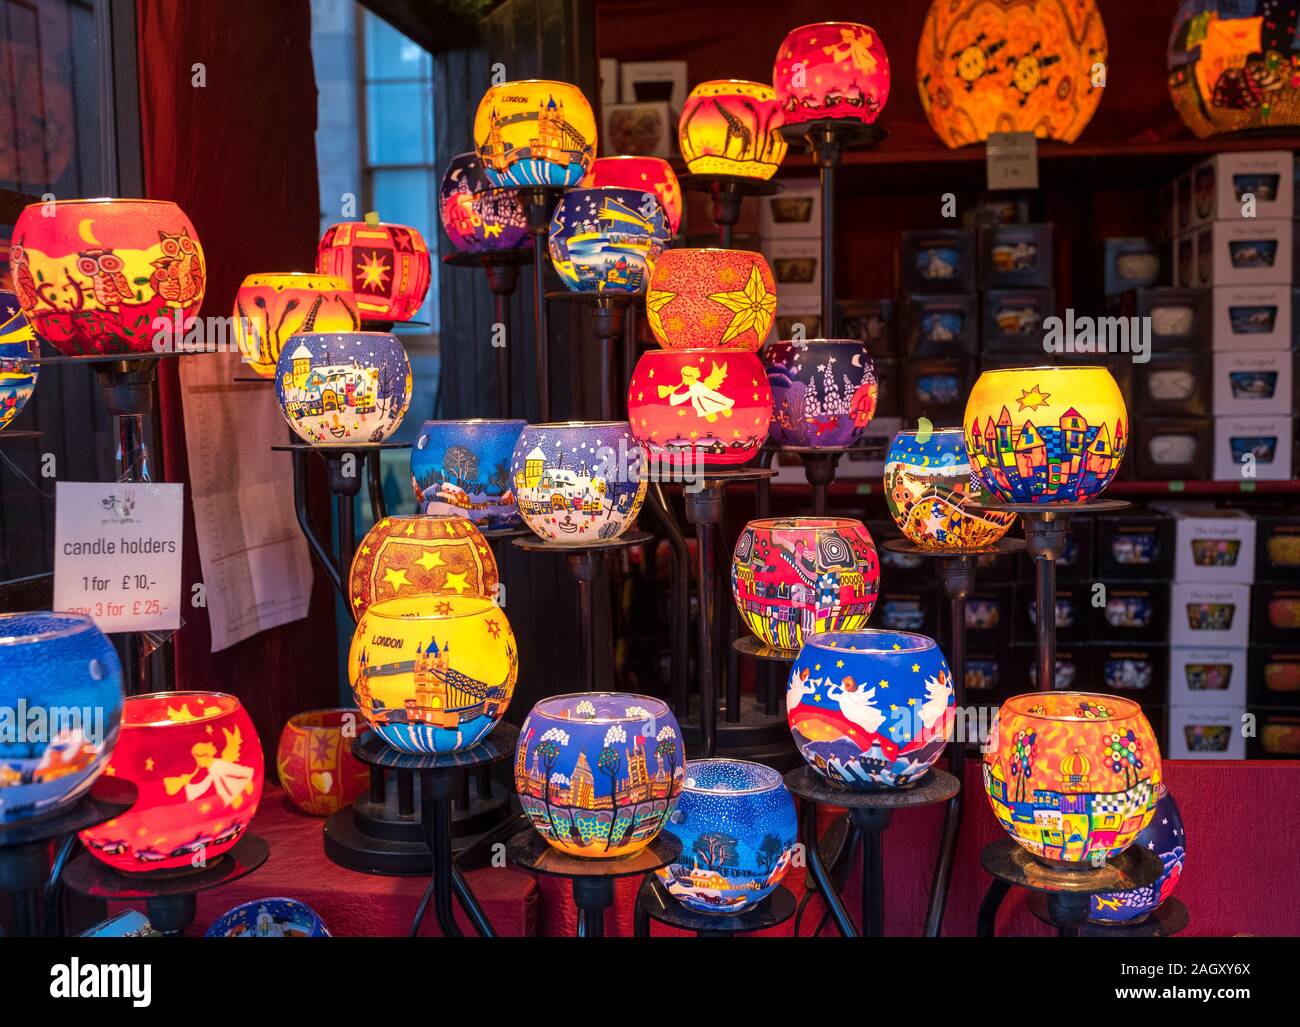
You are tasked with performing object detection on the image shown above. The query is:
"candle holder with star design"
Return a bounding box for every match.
[316,218,432,330]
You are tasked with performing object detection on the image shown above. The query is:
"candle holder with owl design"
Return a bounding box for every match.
[0,292,39,431]
[348,515,499,617]
[439,152,530,254]
[231,273,358,378]
[581,156,683,236]
[774,22,892,127]
[316,221,432,325]
[645,249,777,352]
[275,708,370,817]
[410,419,527,527]
[548,187,669,294]
[679,80,788,180]
[764,338,878,448]
[473,80,597,188]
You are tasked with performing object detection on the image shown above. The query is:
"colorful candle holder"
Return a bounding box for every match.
[205,897,331,937]
[410,418,527,527]
[678,80,788,179]
[548,187,669,294]
[773,22,892,126]
[473,80,597,188]
[0,292,39,431]
[275,331,411,445]
[646,248,777,352]
[1090,782,1185,923]
[232,273,357,378]
[316,221,432,324]
[274,708,370,817]
[581,156,683,235]
[348,515,499,617]
[764,338,878,447]
[438,152,530,253]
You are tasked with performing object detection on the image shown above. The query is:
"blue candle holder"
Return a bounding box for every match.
[411,418,527,528]
[548,187,669,294]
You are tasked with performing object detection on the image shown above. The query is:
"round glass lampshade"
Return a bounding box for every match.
[11,198,205,356]
[348,596,516,754]
[438,151,530,253]
[411,418,527,527]
[788,629,954,789]
[79,691,264,873]
[773,22,891,127]
[205,897,330,938]
[548,187,669,293]
[0,292,39,431]
[316,221,431,324]
[884,427,1016,548]
[1090,782,1185,923]
[646,248,777,351]
[582,156,682,235]
[231,273,357,378]
[764,338,878,447]
[0,612,122,823]
[509,421,647,543]
[984,691,1162,865]
[964,365,1128,504]
[348,515,499,616]
[916,0,1108,148]
[627,348,773,468]
[275,331,411,445]
[473,80,597,188]
[678,80,788,180]
[274,708,369,817]
[655,758,798,915]
[515,692,684,858]
[732,516,880,651]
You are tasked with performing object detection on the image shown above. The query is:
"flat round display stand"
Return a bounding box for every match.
[976,836,1164,939]
[633,874,797,937]
[730,635,797,663]
[546,291,638,419]
[512,529,653,693]
[766,442,875,516]
[506,829,682,938]
[1029,893,1189,938]
[785,765,959,938]
[442,248,533,270]
[679,173,782,247]
[444,249,533,416]
[63,833,269,936]
[0,777,136,938]
[519,184,567,422]
[361,317,432,334]
[351,723,518,937]
[0,429,41,442]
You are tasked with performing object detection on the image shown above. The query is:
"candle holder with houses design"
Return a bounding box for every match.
[764,338,878,448]
[473,80,597,188]
[773,22,892,127]
[438,152,530,254]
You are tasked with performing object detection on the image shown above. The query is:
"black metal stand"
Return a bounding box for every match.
[519,186,564,422]
[351,724,518,937]
[442,248,533,419]
[679,173,782,248]
[646,483,691,714]
[547,291,636,420]
[633,875,796,937]
[765,442,873,516]
[506,829,681,938]
[1028,893,1190,937]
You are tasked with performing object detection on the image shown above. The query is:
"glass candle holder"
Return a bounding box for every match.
[627,348,772,468]
[438,152,530,253]
[964,365,1128,503]
[205,897,331,937]
[515,692,684,858]
[581,156,683,235]
[788,629,954,789]
[1090,782,1185,923]
[316,221,432,324]
[231,272,357,378]
[646,248,777,351]
[732,516,880,650]
[509,421,647,543]
[348,515,498,617]
[79,691,264,873]
[0,612,123,823]
[773,22,891,126]
[410,418,527,527]
[983,691,1162,865]
[275,708,370,816]
[548,187,669,294]
[0,292,39,431]
[11,198,205,355]
[655,758,798,915]
[275,331,412,445]
[678,80,788,179]
[348,596,517,754]
[764,338,878,447]
[473,80,597,188]
[884,427,1016,548]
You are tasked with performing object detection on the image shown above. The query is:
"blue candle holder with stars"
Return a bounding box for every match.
[0,292,39,432]
[1089,782,1186,924]
[548,187,669,294]
[787,629,955,790]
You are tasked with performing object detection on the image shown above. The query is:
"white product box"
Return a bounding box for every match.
[1169,582,1251,647]
[1169,507,1257,584]
[1213,414,1294,481]
[763,237,821,303]
[1211,284,1292,350]
[759,178,820,239]
[1195,219,1293,287]
[1212,349,1293,415]
[599,58,619,106]
[1168,704,1246,759]
[1168,646,1248,706]
[1187,150,1295,226]
[601,102,674,158]
[619,61,687,110]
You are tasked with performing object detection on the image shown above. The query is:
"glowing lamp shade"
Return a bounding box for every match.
[11,199,204,356]
[438,152,530,253]
[627,349,772,468]
[348,515,499,617]
[516,692,684,858]
[80,691,264,873]
[773,22,891,126]
[764,338,878,447]
[678,80,788,180]
[317,221,431,324]
[510,421,647,544]
[655,758,798,915]
[232,273,357,378]
[582,156,683,235]
[274,708,369,817]
[733,517,880,650]
[1168,1,1300,138]
[0,612,122,823]
[473,80,597,188]
[646,248,777,351]
[1090,783,1185,923]
[916,0,1108,148]
[275,331,411,445]
[788,630,954,789]
[206,898,330,938]
[984,691,1161,864]
[884,428,1016,548]
[964,366,1127,504]
[348,596,516,754]
[0,292,39,431]
[548,187,669,293]
[411,419,527,527]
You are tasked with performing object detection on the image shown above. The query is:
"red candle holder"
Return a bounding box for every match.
[317,221,432,324]
[773,22,891,127]
[581,156,683,235]
[275,708,369,817]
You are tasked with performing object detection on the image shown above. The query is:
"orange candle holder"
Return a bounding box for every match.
[275,708,370,817]
[645,248,777,351]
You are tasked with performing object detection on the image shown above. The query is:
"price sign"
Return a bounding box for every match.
[986,131,1039,191]
[53,482,185,633]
